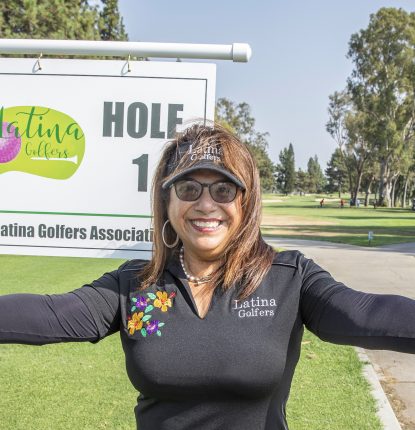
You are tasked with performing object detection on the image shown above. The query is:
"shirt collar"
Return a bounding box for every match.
[166,253,186,281]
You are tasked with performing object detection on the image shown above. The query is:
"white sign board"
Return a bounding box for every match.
[0,58,216,259]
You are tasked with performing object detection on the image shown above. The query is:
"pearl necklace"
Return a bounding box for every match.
[179,247,212,286]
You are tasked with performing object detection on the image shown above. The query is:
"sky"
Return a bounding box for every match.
[118,0,414,170]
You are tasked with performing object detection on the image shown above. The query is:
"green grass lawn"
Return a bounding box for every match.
[0,255,381,429]
[262,194,415,246]
[288,330,381,430]
[0,255,136,430]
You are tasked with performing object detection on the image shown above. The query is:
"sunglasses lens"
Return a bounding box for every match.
[210,182,237,203]
[174,180,202,201]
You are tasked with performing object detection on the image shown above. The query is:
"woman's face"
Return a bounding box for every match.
[167,170,243,260]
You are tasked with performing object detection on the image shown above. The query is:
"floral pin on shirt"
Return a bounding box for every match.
[128,290,176,338]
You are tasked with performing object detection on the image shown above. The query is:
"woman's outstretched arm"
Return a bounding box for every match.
[0,292,101,344]
[300,254,415,353]
[0,266,124,345]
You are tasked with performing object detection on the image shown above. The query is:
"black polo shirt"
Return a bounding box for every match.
[72,250,415,429]
[1,250,415,429]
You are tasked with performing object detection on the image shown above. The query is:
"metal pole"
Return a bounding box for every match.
[0,39,252,62]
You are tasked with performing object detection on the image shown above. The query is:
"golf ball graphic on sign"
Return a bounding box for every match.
[0,106,85,179]
[0,122,21,163]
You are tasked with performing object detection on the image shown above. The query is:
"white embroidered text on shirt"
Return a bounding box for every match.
[233,297,277,318]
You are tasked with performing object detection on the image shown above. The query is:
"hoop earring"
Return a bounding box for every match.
[162,220,180,248]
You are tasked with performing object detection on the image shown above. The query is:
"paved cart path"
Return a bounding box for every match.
[265,237,415,430]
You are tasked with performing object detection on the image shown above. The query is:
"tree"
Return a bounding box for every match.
[326,90,374,201]
[99,0,128,41]
[347,8,415,206]
[343,109,374,202]
[276,143,296,194]
[325,148,348,197]
[307,155,326,193]
[391,146,415,207]
[401,152,415,207]
[326,90,354,197]
[0,1,127,42]
[360,159,380,206]
[216,98,276,191]
[295,168,308,195]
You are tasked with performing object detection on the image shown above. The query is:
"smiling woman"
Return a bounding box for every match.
[139,123,274,300]
[1,123,415,430]
[168,170,243,261]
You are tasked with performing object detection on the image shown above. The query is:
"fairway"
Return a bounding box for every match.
[262,194,415,247]
[0,254,381,429]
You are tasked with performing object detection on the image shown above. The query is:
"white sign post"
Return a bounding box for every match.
[0,58,216,259]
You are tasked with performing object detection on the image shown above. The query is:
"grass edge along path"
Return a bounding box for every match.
[262,194,415,247]
[0,255,381,429]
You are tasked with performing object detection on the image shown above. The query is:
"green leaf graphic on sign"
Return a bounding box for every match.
[0,106,85,179]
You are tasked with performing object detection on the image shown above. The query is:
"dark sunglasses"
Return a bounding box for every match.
[173,179,239,203]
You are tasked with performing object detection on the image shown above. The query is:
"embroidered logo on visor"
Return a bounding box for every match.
[187,143,222,162]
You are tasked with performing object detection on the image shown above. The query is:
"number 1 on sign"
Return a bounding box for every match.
[132,154,148,192]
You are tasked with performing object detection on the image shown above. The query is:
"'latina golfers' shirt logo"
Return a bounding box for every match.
[233,297,277,318]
